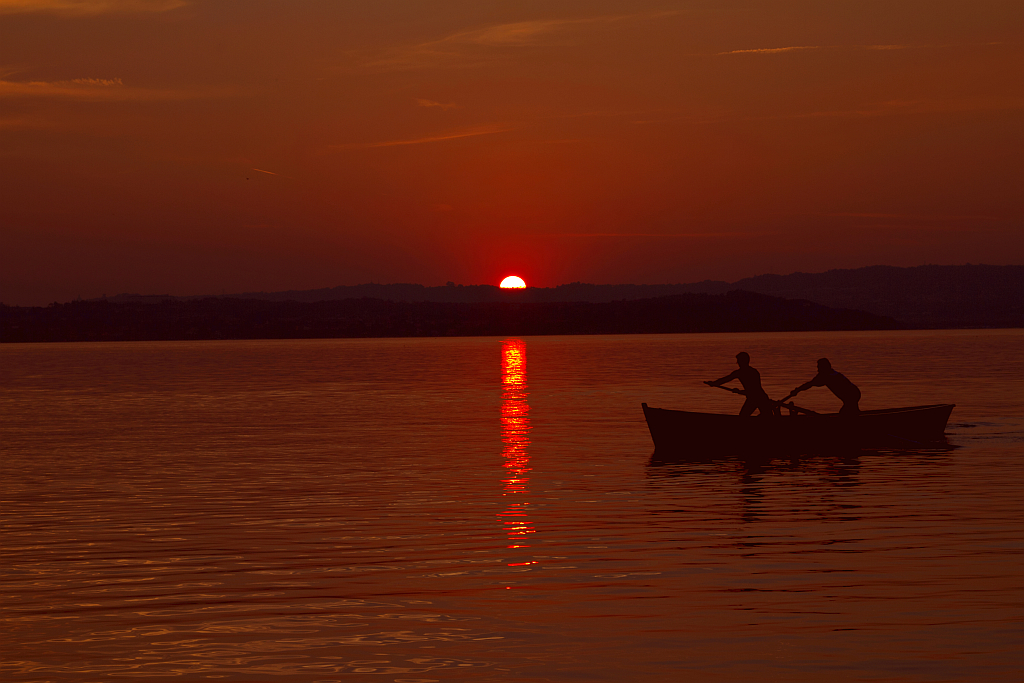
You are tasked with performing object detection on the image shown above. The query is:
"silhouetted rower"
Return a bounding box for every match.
[705,352,776,416]
[788,357,861,415]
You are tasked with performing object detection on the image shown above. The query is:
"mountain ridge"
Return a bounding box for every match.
[100,264,1022,329]
[1,291,900,343]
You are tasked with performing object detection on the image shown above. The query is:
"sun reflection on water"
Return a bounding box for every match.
[498,339,534,550]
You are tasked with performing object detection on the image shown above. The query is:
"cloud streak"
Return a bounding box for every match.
[329,124,512,150]
[826,212,1004,222]
[719,46,820,55]
[0,0,185,15]
[416,98,457,110]
[718,42,1004,56]
[444,11,683,48]
[556,231,777,238]
[0,77,231,101]
[0,116,54,129]
[356,10,685,72]
[787,96,1024,119]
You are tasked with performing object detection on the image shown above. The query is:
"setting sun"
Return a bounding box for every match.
[500,276,526,289]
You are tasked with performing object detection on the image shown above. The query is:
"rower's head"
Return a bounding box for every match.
[817,357,832,372]
[735,351,750,367]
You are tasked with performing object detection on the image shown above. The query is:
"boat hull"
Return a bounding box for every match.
[642,403,954,454]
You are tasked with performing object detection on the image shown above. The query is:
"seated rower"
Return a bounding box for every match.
[705,352,777,416]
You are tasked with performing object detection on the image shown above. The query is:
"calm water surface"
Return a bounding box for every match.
[2,330,1022,682]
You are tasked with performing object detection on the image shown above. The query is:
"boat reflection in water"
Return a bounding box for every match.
[648,434,955,525]
[648,452,867,525]
[498,338,535,551]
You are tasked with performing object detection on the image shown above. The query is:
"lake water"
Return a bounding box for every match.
[2,330,1022,682]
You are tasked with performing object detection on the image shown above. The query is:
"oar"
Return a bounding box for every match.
[774,389,819,415]
[705,383,745,398]
[776,400,818,416]
[705,383,819,415]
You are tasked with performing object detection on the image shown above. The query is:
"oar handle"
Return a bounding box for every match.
[704,382,819,415]
[776,401,818,416]
[705,382,745,396]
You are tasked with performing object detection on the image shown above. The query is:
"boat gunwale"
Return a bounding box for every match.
[641,402,956,452]
[641,403,955,419]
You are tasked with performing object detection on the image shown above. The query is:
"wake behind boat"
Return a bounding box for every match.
[641,402,955,452]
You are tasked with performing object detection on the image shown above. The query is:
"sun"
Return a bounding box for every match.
[500,275,526,289]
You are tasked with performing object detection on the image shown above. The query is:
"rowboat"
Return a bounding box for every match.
[641,402,955,453]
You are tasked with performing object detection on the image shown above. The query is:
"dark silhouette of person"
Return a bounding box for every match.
[787,358,861,415]
[705,352,776,416]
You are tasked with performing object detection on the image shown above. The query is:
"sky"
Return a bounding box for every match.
[1,0,1022,305]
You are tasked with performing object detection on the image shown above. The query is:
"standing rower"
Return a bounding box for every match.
[785,357,861,415]
[705,352,777,416]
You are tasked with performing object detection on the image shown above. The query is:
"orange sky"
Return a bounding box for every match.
[2,0,1022,304]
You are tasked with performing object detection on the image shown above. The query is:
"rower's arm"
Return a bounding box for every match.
[791,374,823,395]
[706,370,738,387]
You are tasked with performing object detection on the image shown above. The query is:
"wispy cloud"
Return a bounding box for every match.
[0,0,185,15]
[718,46,820,56]
[556,231,776,238]
[68,77,123,86]
[0,116,53,129]
[788,212,1010,234]
[0,77,231,101]
[249,167,298,180]
[442,12,682,49]
[826,212,1004,222]
[416,98,457,110]
[356,10,684,72]
[863,41,1004,51]
[329,124,513,150]
[787,96,1024,119]
[718,42,1004,56]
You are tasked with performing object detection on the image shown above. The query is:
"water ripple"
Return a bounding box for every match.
[3,332,1022,681]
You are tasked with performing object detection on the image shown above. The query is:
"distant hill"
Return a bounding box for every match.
[146,280,734,304]
[103,264,1021,329]
[730,265,1023,329]
[1,291,898,343]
